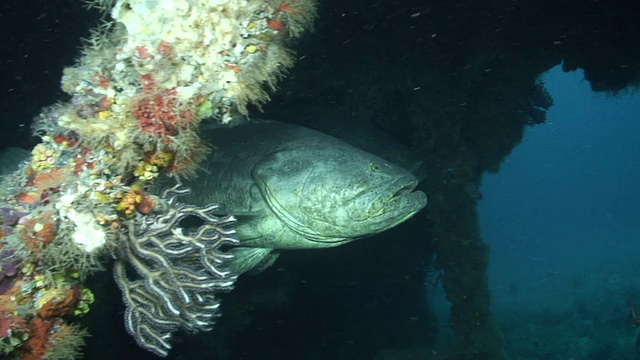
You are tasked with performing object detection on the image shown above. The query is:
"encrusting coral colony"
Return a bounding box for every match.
[0,0,316,358]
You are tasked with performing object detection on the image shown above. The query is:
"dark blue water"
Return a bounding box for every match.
[480,65,640,358]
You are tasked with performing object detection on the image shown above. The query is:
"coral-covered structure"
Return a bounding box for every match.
[0,0,316,358]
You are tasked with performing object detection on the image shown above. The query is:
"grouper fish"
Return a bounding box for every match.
[179,120,428,274]
[0,121,428,274]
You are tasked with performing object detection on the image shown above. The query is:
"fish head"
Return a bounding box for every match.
[251,144,427,246]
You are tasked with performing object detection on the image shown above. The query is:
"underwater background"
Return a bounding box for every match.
[1,0,640,359]
[479,66,640,359]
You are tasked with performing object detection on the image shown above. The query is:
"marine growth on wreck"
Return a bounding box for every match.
[0,0,317,358]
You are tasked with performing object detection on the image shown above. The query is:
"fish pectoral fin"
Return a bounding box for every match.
[247,252,279,275]
[228,247,279,275]
[231,210,265,218]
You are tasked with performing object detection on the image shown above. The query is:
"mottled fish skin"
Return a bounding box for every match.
[272,104,429,182]
[181,120,427,273]
[0,122,429,274]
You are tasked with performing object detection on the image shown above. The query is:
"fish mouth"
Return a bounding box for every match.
[346,175,426,221]
[384,189,428,226]
[389,178,419,199]
[388,178,427,208]
[368,176,428,226]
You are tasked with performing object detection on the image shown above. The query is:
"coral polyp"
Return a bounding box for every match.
[132,88,196,143]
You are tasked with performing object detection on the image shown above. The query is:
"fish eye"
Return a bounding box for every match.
[370,162,383,172]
